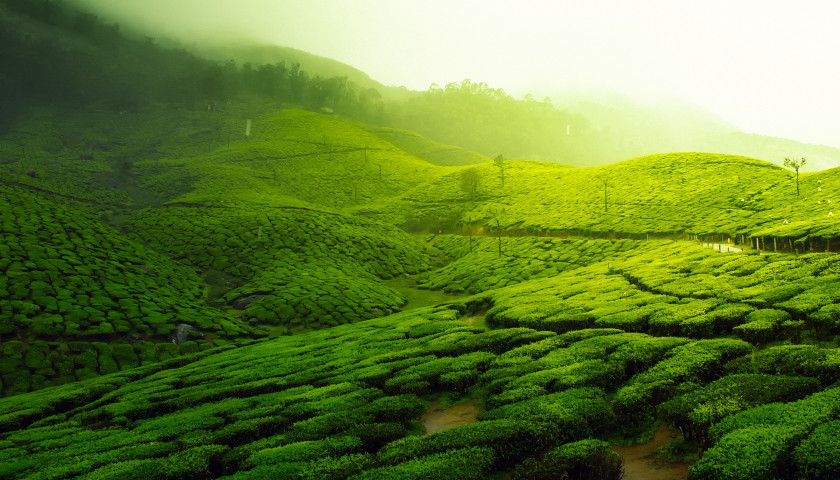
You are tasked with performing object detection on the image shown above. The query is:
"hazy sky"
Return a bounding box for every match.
[71,0,840,148]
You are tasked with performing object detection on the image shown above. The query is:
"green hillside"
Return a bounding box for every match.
[2,2,840,478]
[0,184,258,396]
[364,152,840,246]
[133,109,449,208]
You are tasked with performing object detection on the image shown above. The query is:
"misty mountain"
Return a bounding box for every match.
[547,90,840,171]
[4,0,840,172]
[196,43,391,97]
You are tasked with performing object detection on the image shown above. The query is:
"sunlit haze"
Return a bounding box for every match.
[70,0,840,148]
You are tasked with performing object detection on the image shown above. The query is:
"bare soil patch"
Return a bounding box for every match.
[611,424,692,480]
[420,398,480,434]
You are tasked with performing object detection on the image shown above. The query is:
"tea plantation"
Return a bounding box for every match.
[0,184,259,396]
[3,105,840,479]
[123,205,432,331]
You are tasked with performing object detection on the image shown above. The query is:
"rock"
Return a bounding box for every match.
[26,170,37,178]
[232,294,266,310]
[173,324,195,345]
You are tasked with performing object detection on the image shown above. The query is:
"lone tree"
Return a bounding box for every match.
[460,207,479,252]
[783,156,806,197]
[460,168,481,201]
[597,175,610,212]
[494,154,506,188]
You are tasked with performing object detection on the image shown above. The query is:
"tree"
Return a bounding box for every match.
[783,156,806,197]
[460,168,481,201]
[494,154,506,188]
[489,207,505,257]
[597,175,610,212]
[460,206,479,252]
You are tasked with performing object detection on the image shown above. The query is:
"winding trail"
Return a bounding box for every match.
[611,424,692,480]
[420,398,480,434]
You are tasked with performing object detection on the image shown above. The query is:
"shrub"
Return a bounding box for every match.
[809,303,840,336]
[687,425,801,480]
[612,339,751,423]
[794,419,840,480]
[349,446,495,480]
[479,388,610,446]
[724,344,840,385]
[659,374,821,449]
[378,419,561,469]
[511,439,623,480]
[731,309,790,344]
[243,435,362,467]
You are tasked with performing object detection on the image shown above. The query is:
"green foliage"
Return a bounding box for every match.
[349,446,495,480]
[612,339,751,423]
[794,420,840,480]
[511,439,624,480]
[687,425,801,480]
[732,309,791,344]
[690,387,840,480]
[660,374,821,448]
[125,200,430,330]
[724,344,840,385]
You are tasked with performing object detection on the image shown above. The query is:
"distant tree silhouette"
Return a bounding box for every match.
[598,175,610,212]
[460,168,481,201]
[460,206,479,252]
[783,156,806,197]
[494,154,506,188]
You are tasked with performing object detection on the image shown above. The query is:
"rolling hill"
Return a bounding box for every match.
[2,2,840,479]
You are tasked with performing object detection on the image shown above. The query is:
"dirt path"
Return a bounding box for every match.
[701,242,742,253]
[611,424,692,480]
[383,276,468,311]
[420,398,480,434]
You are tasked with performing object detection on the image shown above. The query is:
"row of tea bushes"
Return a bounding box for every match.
[123,204,431,328]
[724,344,840,385]
[0,308,669,479]
[378,152,840,241]
[478,241,840,340]
[480,331,691,409]
[3,300,839,478]
[659,373,822,450]
[229,262,405,331]
[0,339,219,397]
[688,386,840,480]
[417,236,643,294]
[0,185,255,340]
[136,109,449,209]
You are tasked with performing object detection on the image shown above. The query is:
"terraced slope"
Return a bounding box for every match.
[123,205,432,332]
[1,305,836,480]
[417,236,644,294]
[472,240,840,340]
[136,109,450,208]
[369,152,840,243]
[0,184,257,396]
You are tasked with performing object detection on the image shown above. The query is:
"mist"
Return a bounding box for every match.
[64,0,840,151]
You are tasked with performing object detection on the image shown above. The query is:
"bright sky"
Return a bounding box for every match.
[72,0,840,148]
